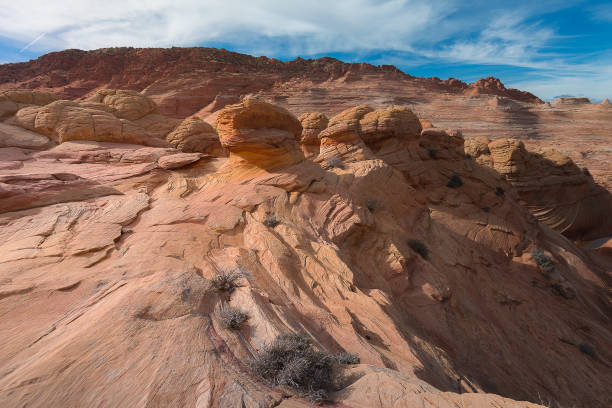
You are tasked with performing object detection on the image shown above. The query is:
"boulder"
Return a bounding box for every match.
[85,89,158,121]
[216,98,304,168]
[0,89,59,119]
[157,152,203,170]
[298,112,328,145]
[360,106,422,144]
[10,100,169,147]
[0,123,52,150]
[298,112,328,157]
[317,105,373,163]
[166,117,224,155]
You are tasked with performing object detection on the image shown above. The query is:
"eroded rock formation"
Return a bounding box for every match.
[2,47,612,189]
[0,91,611,406]
[466,137,612,241]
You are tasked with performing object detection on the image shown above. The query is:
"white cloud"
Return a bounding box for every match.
[0,0,454,54]
[0,0,609,100]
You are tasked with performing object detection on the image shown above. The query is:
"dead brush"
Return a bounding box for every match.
[217,306,248,330]
[250,333,359,403]
[210,270,244,293]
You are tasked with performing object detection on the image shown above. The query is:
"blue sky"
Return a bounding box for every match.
[0,0,611,101]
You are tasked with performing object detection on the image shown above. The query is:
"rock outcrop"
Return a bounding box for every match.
[166,116,224,155]
[216,98,304,168]
[298,112,328,157]
[3,47,612,189]
[0,89,58,119]
[552,97,591,105]
[85,89,158,120]
[9,100,167,147]
[466,137,612,240]
[1,72,611,408]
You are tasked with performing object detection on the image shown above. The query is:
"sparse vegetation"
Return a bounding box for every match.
[210,270,244,292]
[495,186,505,196]
[217,306,248,330]
[263,214,280,228]
[408,239,429,260]
[365,198,379,212]
[250,333,359,403]
[333,351,360,365]
[531,249,556,274]
[428,148,437,159]
[326,156,345,169]
[446,174,463,188]
[465,153,472,159]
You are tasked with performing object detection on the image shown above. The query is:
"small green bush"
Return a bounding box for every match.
[495,186,505,196]
[446,174,463,188]
[210,270,243,292]
[408,239,429,260]
[263,215,280,228]
[428,148,437,159]
[250,333,358,403]
[217,306,248,330]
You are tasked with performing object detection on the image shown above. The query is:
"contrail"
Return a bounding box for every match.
[19,33,46,52]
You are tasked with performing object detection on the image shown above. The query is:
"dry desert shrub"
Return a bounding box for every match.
[217,306,248,330]
[250,333,359,403]
[210,270,244,292]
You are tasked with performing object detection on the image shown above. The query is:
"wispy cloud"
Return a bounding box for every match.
[0,0,610,100]
[19,32,45,52]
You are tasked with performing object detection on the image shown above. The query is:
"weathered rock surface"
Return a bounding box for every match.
[297,112,328,157]
[466,137,612,240]
[0,89,58,119]
[216,98,304,168]
[552,97,591,105]
[157,152,203,169]
[85,89,158,120]
[0,123,52,149]
[1,54,612,408]
[1,47,611,188]
[165,116,224,155]
[1,90,183,149]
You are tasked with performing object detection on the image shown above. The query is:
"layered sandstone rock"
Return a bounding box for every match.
[1,97,611,408]
[3,47,612,189]
[359,105,422,145]
[9,100,168,147]
[466,137,612,240]
[85,89,158,120]
[552,97,591,105]
[216,98,304,168]
[317,105,374,163]
[297,112,328,157]
[0,89,59,119]
[166,116,224,155]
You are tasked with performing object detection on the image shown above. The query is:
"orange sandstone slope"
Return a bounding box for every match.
[0,92,611,408]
